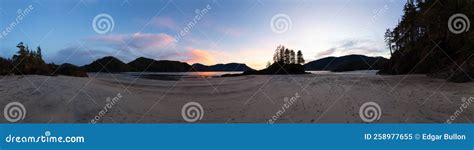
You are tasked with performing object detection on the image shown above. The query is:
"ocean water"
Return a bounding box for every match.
[125,72,243,80]
[308,70,379,75]
[125,70,378,81]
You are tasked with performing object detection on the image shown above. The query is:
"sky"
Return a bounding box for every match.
[0,0,405,69]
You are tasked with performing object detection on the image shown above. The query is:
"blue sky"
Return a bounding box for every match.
[0,0,405,69]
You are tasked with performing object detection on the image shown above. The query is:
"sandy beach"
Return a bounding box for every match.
[0,73,473,123]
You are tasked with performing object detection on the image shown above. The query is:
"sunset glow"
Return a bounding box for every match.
[0,0,404,69]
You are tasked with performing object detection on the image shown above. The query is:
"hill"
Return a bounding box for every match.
[50,63,88,77]
[82,56,132,73]
[243,63,306,75]
[304,55,388,72]
[191,63,252,71]
[128,57,191,72]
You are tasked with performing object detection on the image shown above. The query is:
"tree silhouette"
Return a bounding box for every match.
[297,50,305,64]
[381,0,474,82]
[36,46,43,61]
[272,45,305,65]
[273,45,284,63]
[12,42,28,74]
[283,48,290,64]
[9,42,50,75]
[248,45,306,75]
[384,29,393,56]
[0,57,12,75]
[289,50,296,64]
[279,46,285,63]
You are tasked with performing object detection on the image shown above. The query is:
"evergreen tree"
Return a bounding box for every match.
[271,45,305,65]
[279,46,285,63]
[0,57,12,75]
[289,50,296,64]
[284,48,290,64]
[12,42,28,74]
[384,29,393,57]
[36,46,43,60]
[381,0,474,82]
[273,45,283,63]
[297,50,305,64]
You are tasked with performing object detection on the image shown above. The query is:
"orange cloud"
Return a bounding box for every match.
[185,48,215,65]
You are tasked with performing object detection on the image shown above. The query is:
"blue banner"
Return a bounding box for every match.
[0,124,472,150]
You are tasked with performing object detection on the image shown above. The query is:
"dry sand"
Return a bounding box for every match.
[0,73,473,123]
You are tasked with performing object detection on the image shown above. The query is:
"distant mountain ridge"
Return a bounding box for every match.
[82,56,252,73]
[128,57,192,72]
[304,55,388,72]
[191,63,252,71]
[82,56,132,73]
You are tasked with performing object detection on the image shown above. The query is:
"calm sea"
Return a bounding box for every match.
[125,70,378,81]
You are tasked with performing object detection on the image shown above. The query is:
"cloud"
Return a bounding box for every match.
[316,48,337,58]
[51,33,179,65]
[129,33,176,49]
[88,32,176,50]
[53,46,118,65]
[151,16,178,30]
[219,27,244,37]
[315,39,386,59]
[185,48,214,65]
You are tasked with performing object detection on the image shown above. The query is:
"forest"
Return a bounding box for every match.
[0,42,87,77]
[244,45,307,75]
[380,0,474,82]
